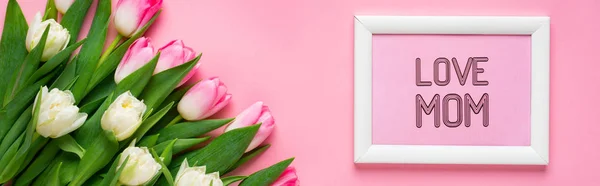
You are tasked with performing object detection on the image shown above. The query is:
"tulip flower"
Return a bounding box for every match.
[101,91,146,141]
[224,101,275,152]
[174,159,223,186]
[155,40,198,87]
[114,0,163,37]
[114,37,155,84]
[177,77,231,121]
[271,166,300,186]
[117,146,162,185]
[54,0,74,14]
[34,86,87,138]
[26,12,70,61]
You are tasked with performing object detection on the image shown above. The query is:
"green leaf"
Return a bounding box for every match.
[140,56,200,110]
[73,93,113,147]
[225,144,271,174]
[99,155,128,186]
[149,84,195,134]
[0,133,24,182]
[56,134,86,158]
[0,88,45,182]
[239,158,295,186]
[13,141,59,186]
[43,0,57,20]
[50,56,77,90]
[0,70,57,142]
[88,10,161,91]
[69,131,119,186]
[123,102,174,149]
[49,153,79,185]
[150,149,174,186]
[26,39,86,86]
[161,83,195,109]
[157,118,233,143]
[169,125,260,177]
[142,108,155,121]
[29,153,77,186]
[19,135,50,174]
[47,162,63,186]
[222,176,247,186]
[79,96,107,115]
[60,0,93,46]
[152,137,210,155]
[138,134,159,147]
[0,107,31,158]
[69,0,111,102]
[114,53,160,97]
[78,74,116,114]
[4,26,50,105]
[160,139,177,166]
[0,0,29,106]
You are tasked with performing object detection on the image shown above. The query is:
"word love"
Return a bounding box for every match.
[415,57,490,128]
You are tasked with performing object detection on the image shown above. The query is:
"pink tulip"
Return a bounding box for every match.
[155,40,198,87]
[224,101,275,152]
[271,167,300,186]
[177,77,232,120]
[114,37,155,84]
[114,0,163,37]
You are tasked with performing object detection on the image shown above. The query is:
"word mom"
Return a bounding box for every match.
[415,57,490,128]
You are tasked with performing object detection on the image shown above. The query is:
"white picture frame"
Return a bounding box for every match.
[354,16,550,165]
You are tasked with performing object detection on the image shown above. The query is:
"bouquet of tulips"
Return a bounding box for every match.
[0,0,300,185]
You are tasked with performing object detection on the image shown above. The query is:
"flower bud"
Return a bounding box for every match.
[224,101,275,152]
[114,0,163,37]
[54,0,74,14]
[25,12,70,61]
[271,166,300,186]
[118,146,161,185]
[174,159,223,186]
[155,40,198,87]
[35,86,87,138]
[101,91,146,141]
[114,37,155,84]
[177,77,231,121]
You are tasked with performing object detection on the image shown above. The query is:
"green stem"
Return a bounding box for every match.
[165,115,183,128]
[98,34,123,65]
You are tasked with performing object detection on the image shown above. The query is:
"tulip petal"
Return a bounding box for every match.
[25,12,42,51]
[213,78,226,103]
[138,0,162,33]
[115,0,147,36]
[225,102,264,132]
[177,79,218,120]
[176,64,199,87]
[54,112,87,138]
[55,0,75,14]
[115,37,154,83]
[271,167,300,186]
[182,46,196,62]
[245,112,275,152]
[199,94,231,119]
[115,46,154,83]
[155,40,185,74]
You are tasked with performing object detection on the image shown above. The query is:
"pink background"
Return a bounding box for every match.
[2,0,600,185]
[372,34,532,146]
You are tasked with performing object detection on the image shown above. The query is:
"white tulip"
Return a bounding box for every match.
[174,159,223,186]
[34,86,87,138]
[101,91,146,141]
[54,0,75,14]
[25,12,70,61]
[118,146,161,185]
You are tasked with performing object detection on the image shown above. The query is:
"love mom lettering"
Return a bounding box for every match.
[415,57,490,128]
